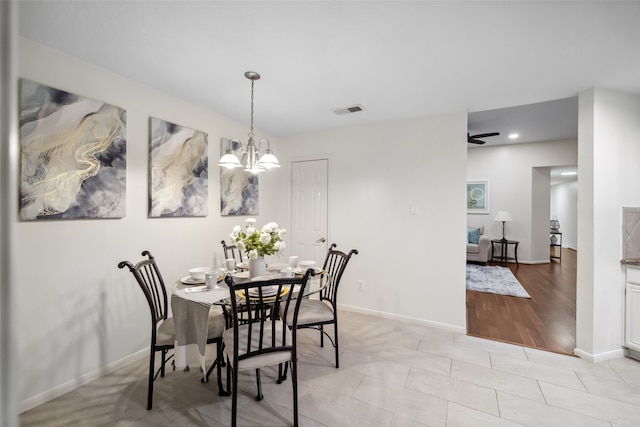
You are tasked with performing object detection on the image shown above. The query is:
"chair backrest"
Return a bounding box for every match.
[118,251,169,330]
[221,240,244,263]
[321,243,358,306]
[224,270,314,363]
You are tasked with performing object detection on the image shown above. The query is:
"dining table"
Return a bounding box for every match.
[170,263,327,380]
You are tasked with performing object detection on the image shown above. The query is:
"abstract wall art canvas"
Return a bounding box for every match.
[149,118,208,217]
[19,79,127,220]
[467,180,489,214]
[220,138,259,216]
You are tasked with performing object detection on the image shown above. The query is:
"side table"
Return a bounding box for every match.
[491,239,519,266]
[550,231,562,262]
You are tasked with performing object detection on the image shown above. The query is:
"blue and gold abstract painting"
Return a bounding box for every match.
[220,138,259,216]
[149,118,208,217]
[19,79,127,220]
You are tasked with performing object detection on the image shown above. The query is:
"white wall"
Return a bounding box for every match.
[576,88,640,361]
[531,167,552,262]
[467,139,578,263]
[15,38,286,410]
[551,179,578,249]
[277,113,469,330]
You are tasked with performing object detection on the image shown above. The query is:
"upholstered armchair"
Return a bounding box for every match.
[467,226,490,264]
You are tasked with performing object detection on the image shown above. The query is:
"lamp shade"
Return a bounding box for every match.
[257,150,280,169]
[494,211,513,222]
[218,150,242,169]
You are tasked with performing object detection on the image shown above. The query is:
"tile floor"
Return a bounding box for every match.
[20,310,640,426]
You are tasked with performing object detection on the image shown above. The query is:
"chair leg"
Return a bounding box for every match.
[216,341,226,395]
[334,320,340,368]
[147,348,155,410]
[160,349,166,377]
[202,341,227,392]
[231,363,238,427]
[320,325,324,347]
[291,357,299,427]
[277,362,288,384]
[225,356,231,397]
[255,368,263,401]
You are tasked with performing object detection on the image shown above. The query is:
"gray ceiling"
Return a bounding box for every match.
[17,1,640,146]
[467,97,578,147]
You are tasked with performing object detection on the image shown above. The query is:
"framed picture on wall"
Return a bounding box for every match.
[219,137,259,216]
[19,79,127,220]
[467,180,489,214]
[149,117,208,217]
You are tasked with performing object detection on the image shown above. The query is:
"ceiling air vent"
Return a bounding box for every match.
[332,104,365,115]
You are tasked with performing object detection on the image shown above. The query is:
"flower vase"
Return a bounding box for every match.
[248,256,266,278]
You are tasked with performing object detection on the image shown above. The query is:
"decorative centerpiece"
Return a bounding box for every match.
[230,218,287,278]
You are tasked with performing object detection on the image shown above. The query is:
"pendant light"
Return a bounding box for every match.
[218,71,280,173]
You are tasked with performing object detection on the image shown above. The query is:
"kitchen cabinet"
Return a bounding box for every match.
[625,265,640,360]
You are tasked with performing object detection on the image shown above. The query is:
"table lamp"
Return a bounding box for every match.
[494,211,513,242]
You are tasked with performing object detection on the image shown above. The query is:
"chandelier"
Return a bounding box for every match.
[218,71,280,173]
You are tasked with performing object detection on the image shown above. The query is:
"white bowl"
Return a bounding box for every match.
[298,260,316,268]
[250,275,275,282]
[189,267,210,281]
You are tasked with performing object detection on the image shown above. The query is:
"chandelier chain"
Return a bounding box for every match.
[249,79,255,138]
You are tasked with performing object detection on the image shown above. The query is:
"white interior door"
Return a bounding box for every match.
[291,159,328,264]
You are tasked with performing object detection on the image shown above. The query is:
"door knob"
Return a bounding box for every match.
[315,237,326,243]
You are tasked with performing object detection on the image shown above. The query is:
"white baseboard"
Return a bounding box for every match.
[19,348,147,414]
[573,347,625,363]
[337,303,466,334]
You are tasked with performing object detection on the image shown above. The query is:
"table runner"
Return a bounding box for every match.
[171,286,230,371]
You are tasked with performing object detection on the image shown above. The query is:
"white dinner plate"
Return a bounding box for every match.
[248,285,278,297]
[183,285,208,293]
[266,263,289,271]
[298,260,316,267]
[180,275,205,285]
[293,266,323,275]
[250,275,276,282]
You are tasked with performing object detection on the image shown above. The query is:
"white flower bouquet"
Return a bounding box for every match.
[230,218,287,259]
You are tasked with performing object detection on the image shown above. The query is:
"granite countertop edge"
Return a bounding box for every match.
[622,259,640,265]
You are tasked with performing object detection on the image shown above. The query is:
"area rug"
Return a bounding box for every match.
[466,264,531,298]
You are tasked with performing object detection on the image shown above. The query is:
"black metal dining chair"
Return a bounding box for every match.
[221,240,244,264]
[118,250,225,409]
[222,270,314,427]
[284,243,358,369]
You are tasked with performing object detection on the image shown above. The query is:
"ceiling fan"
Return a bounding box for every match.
[467,132,500,144]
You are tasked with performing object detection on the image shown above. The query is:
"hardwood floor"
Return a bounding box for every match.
[466,248,577,355]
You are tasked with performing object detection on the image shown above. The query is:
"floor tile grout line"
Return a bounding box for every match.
[498,387,618,427]
[403,365,506,419]
[574,372,640,408]
[492,388,502,421]
[537,379,640,425]
[605,361,633,384]
[449,358,553,402]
